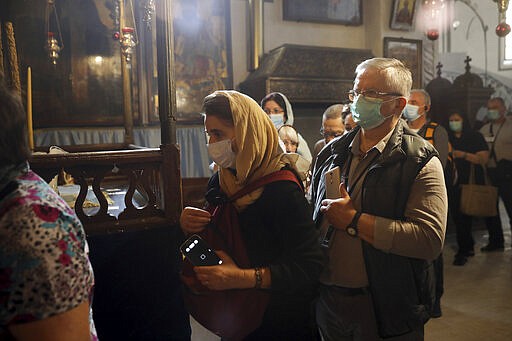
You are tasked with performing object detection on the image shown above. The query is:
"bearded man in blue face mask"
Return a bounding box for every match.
[310,58,448,340]
[479,97,512,250]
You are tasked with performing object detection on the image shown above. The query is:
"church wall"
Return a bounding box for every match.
[437,1,512,110]
[230,0,511,92]
[229,0,426,151]
[447,1,512,78]
[231,0,424,90]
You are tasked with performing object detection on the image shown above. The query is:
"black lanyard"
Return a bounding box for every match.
[489,121,504,162]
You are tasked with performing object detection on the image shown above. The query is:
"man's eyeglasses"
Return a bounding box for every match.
[347,89,403,102]
[320,129,344,139]
[264,108,284,115]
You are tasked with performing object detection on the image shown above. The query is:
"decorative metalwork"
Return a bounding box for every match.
[119,0,139,65]
[46,32,61,65]
[494,0,511,37]
[495,0,510,13]
[142,0,155,31]
[44,0,64,65]
[120,27,137,63]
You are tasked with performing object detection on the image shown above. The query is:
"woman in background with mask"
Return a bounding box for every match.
[447,110,491,266]
[261,92,313,162]
[179,90,323,339]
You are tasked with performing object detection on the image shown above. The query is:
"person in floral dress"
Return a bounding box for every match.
[0,73,97,340]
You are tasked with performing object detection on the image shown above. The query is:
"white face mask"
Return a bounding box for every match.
[269,114,285,128]
[207,139,236,169]
[403,104,421,121]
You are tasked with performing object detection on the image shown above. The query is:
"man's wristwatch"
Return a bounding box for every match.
[346,211,362,237]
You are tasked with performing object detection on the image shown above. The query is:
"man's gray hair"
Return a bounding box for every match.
[410,89,431,107]
[322,104,344,120]
[355,58,412,98]
[489,97,506,107]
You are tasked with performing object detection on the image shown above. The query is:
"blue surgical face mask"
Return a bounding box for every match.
[207,139,236,169]
[402,104,421,121]
[350,95,395,130]
[269,114,285,128]
[449,121,463,133]
[487,110,500,121]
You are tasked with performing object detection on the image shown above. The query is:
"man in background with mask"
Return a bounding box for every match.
[312,104,346,163]
[479,97,512,250]
[404,88,450,318]
[404,89,449,169]
[310,58,447,340]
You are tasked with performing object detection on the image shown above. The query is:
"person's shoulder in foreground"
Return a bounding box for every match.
[0,71,96,340]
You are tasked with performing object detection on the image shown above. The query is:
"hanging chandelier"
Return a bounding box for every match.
[44,0,64,65]
[422,0,447,40]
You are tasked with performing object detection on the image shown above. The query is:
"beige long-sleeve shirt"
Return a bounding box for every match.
[319,130,447,288]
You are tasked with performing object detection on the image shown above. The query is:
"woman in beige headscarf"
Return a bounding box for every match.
[180,90,323,340]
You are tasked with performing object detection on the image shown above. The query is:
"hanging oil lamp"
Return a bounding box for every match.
[422,0,446,41]
[495,0,511,37]
[44,0,64,65]
[46,32,61,65]
[120,27,137,64]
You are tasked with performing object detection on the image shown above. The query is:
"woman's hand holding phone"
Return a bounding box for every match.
[180,206,211,234]
[194,251,255,291]
[180,235,256,290]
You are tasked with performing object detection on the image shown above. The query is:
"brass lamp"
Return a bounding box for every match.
[494,0,511,37]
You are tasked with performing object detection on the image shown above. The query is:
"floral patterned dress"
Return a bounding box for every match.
[0,166,97,340]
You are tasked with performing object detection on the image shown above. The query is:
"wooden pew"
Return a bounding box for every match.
[30,144,192,339]
[30,144,182,235]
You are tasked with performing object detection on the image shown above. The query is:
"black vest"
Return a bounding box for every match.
[312,120,439,338]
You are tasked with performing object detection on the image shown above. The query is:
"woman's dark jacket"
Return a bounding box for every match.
[207,170,324,338]
[448,130,489,185]
[311,120,439,338]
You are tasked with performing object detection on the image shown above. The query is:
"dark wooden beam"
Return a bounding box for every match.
[156,0,177,145]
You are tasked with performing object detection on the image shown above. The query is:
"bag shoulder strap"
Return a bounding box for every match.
[424,121,438,144]
[468,164,492,186]
[424,122,455,166]
[229,169,302,202]
[207,170,302,258]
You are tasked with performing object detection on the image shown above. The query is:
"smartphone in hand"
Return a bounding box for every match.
[325,166,341,199]
[180,234,223,266]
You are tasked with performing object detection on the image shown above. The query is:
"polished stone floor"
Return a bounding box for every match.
[191,204,512,341]
[425,228,512,340]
